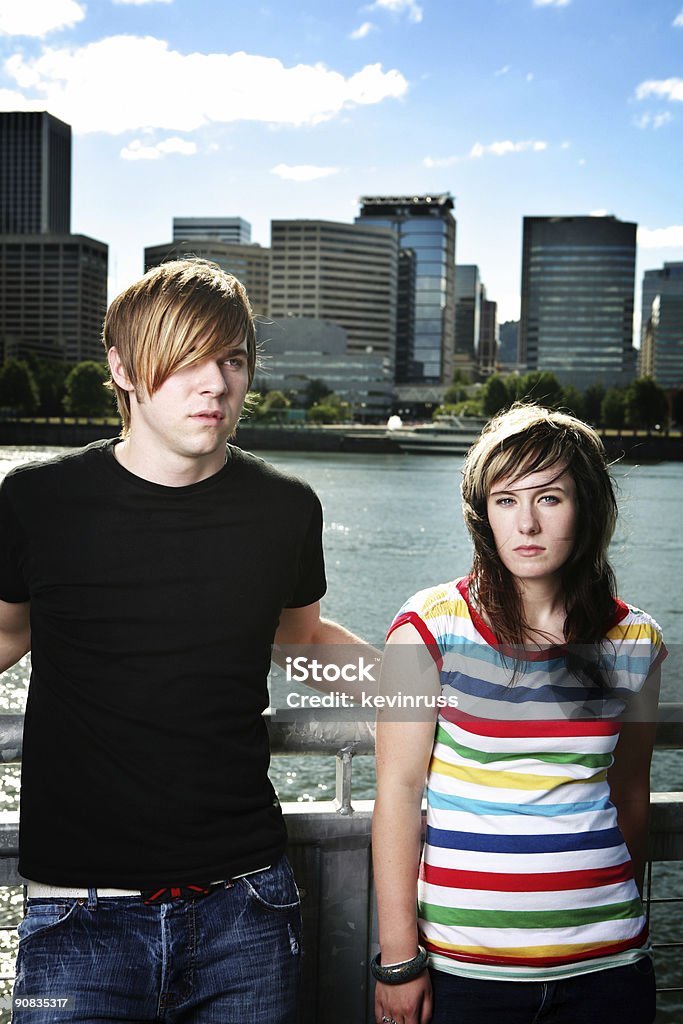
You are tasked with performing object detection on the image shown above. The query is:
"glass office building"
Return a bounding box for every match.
[356,195,456,385]
[519,215,637,389]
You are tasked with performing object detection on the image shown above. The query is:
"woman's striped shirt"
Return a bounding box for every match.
[388,577,666,981]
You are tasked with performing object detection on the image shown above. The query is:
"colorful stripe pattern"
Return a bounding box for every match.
[388,578,665,981]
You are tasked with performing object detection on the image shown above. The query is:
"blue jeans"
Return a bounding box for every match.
[12,857,301,1023]
[429,958,656,1024]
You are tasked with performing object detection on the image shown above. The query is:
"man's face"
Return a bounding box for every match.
[127,338,250,470]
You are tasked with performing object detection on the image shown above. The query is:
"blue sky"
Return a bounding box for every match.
[1,0,681,329]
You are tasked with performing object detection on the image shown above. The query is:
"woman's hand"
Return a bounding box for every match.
[375,973,433,1024]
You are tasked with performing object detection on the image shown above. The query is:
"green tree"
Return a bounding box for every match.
[601,388,627,429]
[303,378,332,409]
[451,369,470,385]
[505,375,524,404]
[584,383,606,426]
[0,359,39,415]
[559,385,585,419]
[625,377,669,431]
[482,375,510,417]
[517,371,563,408]
[307,393,351,424]
[443,382,468,405]
[63,361,112,417]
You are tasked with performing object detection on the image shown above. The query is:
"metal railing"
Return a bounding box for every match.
[0,709,682,1023]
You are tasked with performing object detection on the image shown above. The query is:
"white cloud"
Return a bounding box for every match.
[635,77,683,103]
[0,0,85,37]
[368,0,423,24]
[120,136,197,160]
[634,111,673,129]
[271,163,340,182]
[494,64,511,77]
[3,35,409,134]
[424,139,548,167]
[113,0,172,5]
[590,209,609,217]
[350,21,376,39]
[673,8,683,27]
[638,225,683,249]
[526,72,534,82]
[533,0,571,6]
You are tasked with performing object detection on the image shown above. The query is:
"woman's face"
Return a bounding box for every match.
[486,463,578,584]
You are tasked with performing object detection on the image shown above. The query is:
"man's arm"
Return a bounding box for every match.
[608,666,661,896]
[0,599,31,674]
[275,601,363,647]
[274,602,378,702]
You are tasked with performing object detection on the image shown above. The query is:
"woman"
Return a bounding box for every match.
[372,404,665,1024]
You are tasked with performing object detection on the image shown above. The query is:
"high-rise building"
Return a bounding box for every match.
[0,111,107,365]
[269,219,398,367]
[0,111,71,235]
[519,215,637,389]
[641,294,683,389]
[498,320,520,370]
[454,265,480,375]
[173,217,251,246]
[145,239,270,316]
[640,262,683,346]
[356,194,456,385]
[479,294,498,375]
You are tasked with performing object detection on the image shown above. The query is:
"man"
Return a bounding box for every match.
[0,259,361,1022]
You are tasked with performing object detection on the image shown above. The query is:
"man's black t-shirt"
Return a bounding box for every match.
[0,440,326,887]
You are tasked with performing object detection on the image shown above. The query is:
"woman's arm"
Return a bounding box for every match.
[607,666,661,896]
[372,623,440,1024]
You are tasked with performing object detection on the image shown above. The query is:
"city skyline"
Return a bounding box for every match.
[1,0,681,330]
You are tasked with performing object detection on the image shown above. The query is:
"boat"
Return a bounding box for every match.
[387,414,486,455]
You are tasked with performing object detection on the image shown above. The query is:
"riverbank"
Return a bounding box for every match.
[1,418,682,460]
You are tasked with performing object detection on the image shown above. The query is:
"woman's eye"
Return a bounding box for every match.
[540,495,559,504]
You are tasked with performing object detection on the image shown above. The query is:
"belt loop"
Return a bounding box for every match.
[87,887,98,911]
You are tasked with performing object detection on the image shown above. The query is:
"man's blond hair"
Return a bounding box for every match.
[103,259,257,434]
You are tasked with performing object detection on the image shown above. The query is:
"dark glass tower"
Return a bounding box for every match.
[0,111,71,235]
[357,194,456,385]
[519,215,636,389]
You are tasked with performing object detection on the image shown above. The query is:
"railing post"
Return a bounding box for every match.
[334,743,355,815]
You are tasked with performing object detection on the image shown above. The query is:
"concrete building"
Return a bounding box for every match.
[172,217,251,245]
[254,318,393,419]
[145,239,270,316]
[0,111,71,235]
[640,262,683,347]
[0,111,108,365]
[356,194,456,386]
[269,219,398,369]
[641,294,683,389]
[519,215,637,390]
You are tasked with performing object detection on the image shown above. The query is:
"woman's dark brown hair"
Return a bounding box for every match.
[461,403,618,648]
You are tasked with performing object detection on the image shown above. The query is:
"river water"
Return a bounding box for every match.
[0,446,681,1019]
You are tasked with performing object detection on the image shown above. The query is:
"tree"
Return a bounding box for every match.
[584,383,606,426]
[303,378,332,409]
[625,377,669,431]
[307,393,351,424]
[25,356,70,417]
[63,361,113,417]
[517,371,563,408]
[482,375,510,417]
[0,359,39,415]
[443,382,468,405]
[601,388,627,429]
[559,385,585,419]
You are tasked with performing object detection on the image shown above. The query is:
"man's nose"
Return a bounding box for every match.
[198,361,227,394]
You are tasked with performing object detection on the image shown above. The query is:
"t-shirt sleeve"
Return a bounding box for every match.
[284,491,327,608]
[0,475,30,603]
[386,585,447,661]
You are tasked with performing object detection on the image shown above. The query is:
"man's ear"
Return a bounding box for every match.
[107,347,135,393]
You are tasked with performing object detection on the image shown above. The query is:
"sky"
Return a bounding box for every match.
[0,0,682,331]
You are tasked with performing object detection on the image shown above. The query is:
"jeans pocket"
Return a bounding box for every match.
[239,857,300,912]
[18,900,80,947]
